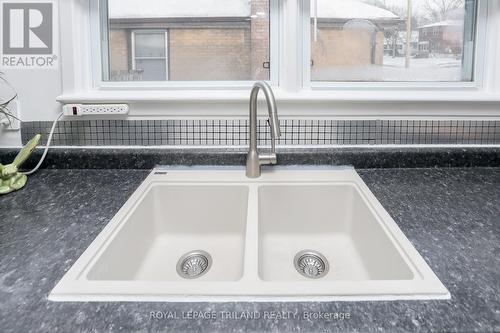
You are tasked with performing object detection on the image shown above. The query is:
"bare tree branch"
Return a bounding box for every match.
[422,0,465,22]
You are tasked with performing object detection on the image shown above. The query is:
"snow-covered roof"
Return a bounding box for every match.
[108,0,251,19]
[108,0,399,21]
[314,0,399,20]
[418,20,463,29]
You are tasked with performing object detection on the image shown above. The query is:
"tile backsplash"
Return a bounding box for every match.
[21,119,500,147]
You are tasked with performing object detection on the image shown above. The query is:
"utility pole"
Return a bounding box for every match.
[405,0,412,68]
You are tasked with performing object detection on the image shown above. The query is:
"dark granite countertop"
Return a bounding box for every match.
[0,167,499,333]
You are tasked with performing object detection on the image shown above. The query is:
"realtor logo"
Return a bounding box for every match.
[3,3,53,54]
[1,1,57,69]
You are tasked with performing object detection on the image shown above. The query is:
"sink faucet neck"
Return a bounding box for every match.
[246,81,281,178]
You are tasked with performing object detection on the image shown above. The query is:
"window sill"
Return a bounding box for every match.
[56,89,500,104]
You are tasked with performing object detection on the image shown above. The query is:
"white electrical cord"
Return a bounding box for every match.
[0,115,10,126]
[22,112,64,176]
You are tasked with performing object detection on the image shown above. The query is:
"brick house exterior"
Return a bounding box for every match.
[418,20,464,55]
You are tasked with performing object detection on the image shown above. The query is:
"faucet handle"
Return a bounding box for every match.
[259,153,277,165]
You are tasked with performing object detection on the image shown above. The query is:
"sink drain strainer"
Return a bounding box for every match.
[294,250,329,279]
[176,250,212,279]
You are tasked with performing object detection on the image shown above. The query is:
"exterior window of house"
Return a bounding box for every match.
[131,31,168,81]
[102,0,271,82]
[308,0,478,82]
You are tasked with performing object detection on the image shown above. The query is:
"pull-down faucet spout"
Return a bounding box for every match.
[246,81,281,178]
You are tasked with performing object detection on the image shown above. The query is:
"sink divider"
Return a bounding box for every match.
[242,184,260,282]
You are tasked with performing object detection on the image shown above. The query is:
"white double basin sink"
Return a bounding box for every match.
[50,167,449,302]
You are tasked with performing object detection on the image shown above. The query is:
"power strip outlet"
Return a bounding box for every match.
[63,104,129,116]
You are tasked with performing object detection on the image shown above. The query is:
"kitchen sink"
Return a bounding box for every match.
[87,185,248,282]
[259,185,413,281]
[50,167,450,302]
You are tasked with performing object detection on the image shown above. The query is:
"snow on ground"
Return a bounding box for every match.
[383,56,461,69]
[312,56,462,81]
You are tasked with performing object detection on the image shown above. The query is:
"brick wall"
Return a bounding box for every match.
[312,29,385,66]
[311,28,385,80]
[169,28,251,81]
[109,27,253,81]
[109,29,129,73]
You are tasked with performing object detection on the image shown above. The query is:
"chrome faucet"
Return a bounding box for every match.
[246,81,281,178]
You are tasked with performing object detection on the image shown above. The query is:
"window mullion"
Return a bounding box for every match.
[131,31,136,71]
[301,0,311,89]
[279,0,304,92]
[99,0,110,82]
[165,31,169,81]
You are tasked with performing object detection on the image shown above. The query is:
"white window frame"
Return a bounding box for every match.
[57,0,500,111]
[130,30,169,81]
[301,0,488,90]
[89,0,279,90]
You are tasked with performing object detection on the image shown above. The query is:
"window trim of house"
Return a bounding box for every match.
[130,30,170,81]
[300,0,488,90]
[57,0,500,107]
[89,0,279,90]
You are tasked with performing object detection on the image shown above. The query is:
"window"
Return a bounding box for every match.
[307,0,479,82]
[79,0,494,98]
[129,30,168,81]
[101,0,272,82]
